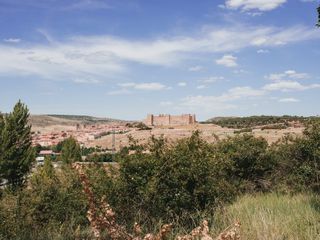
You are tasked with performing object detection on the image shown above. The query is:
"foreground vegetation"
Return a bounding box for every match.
[212,193,320,240]
[0,101,319,239]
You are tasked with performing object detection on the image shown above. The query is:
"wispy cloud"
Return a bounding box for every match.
[225,0,287,11]
[118,82,168,91]
[62,0,112,11]
[200,76,225,84]
[73,78,101,84]
[0,25,318,81]
[178,82,187,87]
[181,86,265,110]
[216,54,238,67]
[188,65,203,72]
[263,81,320,91]
[279,98,300,103]
[265,70,310,81]
[3,38,21,43]
[257,49,269,54]
[107,89,131,96]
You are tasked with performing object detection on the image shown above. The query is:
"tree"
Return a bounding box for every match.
[0,101,34,190]
[317,5,320,27]
[60,137,82,164]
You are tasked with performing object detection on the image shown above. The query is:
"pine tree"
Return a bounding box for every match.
[317,6,320,27]
[0,101,34,190]
[61,137,82,164]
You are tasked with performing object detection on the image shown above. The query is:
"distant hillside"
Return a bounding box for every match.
[205,115,319,129]
[29,114,125,127]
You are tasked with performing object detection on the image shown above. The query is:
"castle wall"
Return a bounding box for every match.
[144,114,196,126]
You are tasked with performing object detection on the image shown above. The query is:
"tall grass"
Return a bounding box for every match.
[211,193,320,240]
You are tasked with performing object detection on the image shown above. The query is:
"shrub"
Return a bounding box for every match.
[214,134,275,192]
[270,120,320,192]
[233,128,253,134]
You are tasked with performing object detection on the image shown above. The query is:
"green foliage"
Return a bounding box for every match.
[0,100,34,190]
[60,137,82,164]
[207,115,310,129]
[271,121,320,192]
[0,112,3,132]
[212,193,320,240]
[146,132,235,218]
[233,128,253,134]
[261,124,287,130]
[126,122,152,130]
[317,6,320,27]
[90,131,237,228]
[1,101,320,238]
[215,134,275,192]
[0,163,89,240]
[86,153,113,162]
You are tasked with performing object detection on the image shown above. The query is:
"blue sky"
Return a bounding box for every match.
[0,0,319,121]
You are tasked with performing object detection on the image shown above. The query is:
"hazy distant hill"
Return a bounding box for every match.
[29,114,125,127]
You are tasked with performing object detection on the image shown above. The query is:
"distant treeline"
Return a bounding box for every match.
[204,115,320,129]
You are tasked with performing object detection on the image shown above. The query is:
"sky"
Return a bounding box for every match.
[0,0,320,121]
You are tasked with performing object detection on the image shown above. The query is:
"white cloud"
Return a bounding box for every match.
[225,0,287,11]
[0,25,318,81]
[181,86,265,110]
[197,85,207,89]
[119,82,168,91]
[265,70,310,81]
[200,76,224,83]
[73,78,100,84]
[62,0,112,10]
[257,49,269,54]
[178,82,187,87]
[188,65,203,72]
[216,54,238,67]
[279,98,300,103]
[3,38,21,43]
[263,81,320,91]
[251,37,267,46]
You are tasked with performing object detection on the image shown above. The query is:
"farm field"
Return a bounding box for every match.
[88,123,304,150]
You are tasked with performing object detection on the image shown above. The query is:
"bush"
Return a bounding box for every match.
[214,134,275,192]
[0,160,89,240]
[270,121,320,192]
[85,132,237,229]
[233,128,253,134]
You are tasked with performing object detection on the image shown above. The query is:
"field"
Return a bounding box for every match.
[88,123,304,150]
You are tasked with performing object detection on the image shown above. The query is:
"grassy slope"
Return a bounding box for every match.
[211,193,320,240]
[29,114,124,127]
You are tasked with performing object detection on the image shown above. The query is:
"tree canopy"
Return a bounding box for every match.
[0,100,34,190]
[60,137,82,164]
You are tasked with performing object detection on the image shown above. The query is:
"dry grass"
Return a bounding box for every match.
[212,193,320,240]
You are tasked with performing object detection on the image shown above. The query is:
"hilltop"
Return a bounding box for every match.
[29,114,125,128]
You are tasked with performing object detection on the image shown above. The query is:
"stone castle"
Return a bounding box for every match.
[145,114,196,126]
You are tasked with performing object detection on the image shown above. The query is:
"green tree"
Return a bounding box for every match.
[271,120,320,192]
[60,137,81,164]
[0,101,34,190]
[215,134,274,192]
[317,5,320,27]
